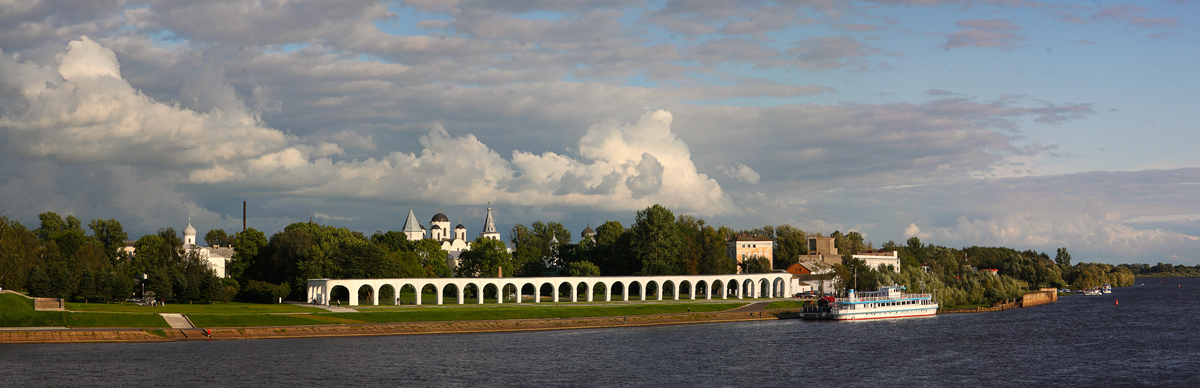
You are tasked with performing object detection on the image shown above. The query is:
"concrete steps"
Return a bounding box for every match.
[159,313,194,329]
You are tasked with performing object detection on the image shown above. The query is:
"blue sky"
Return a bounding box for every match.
[0,0,1198,264]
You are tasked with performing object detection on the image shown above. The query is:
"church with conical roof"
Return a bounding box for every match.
[401,206,507,272]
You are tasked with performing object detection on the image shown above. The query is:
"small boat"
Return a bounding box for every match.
[1083,288,1102,296]
[1102,283,1112,294]
[800,286,938,321]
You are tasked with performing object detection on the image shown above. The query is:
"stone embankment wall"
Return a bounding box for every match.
[0,308,806,344]
[34,298,65,311]
[939,288,1059,314]
[1020,288,1058,308]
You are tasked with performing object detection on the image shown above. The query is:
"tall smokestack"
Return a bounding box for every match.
[243,201,246,232]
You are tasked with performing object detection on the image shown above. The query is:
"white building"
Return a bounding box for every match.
[401,206,506,272]
[181,219,233,278]
[851,250,901,273]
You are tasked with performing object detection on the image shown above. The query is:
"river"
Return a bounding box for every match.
[1,277,1197,387]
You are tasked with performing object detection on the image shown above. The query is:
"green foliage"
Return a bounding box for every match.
[565,261,601,276]
[229,228,267,282]
[410,239,451,278]
[36,212,87,259]
[632,204,681,275]
[742,256,772,274]
[0,214,40,291]
[87,218,128,262]
[1055,247,1072,267]
[593,221,635,275]
[833,257,878,291]
[455,237,511,277]
[204,229,235,247]
[370,230,410,252]
[242,280,291,303]
[1120,262,1200,277]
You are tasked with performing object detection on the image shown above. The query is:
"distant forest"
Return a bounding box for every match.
[0,207,1193,307]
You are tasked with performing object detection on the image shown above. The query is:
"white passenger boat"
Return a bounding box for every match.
[800,286,938,321]
[1102,283,1112,294]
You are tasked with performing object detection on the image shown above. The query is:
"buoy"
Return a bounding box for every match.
[1114,300,1118,305]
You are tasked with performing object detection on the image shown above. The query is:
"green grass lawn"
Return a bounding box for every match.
[188,313,360,327]
[67,301,325,314]
[66,312,168,328]
[0,293,68,327]
[323,302,748,324]
[764,300,808,309]
[189,301,749,327]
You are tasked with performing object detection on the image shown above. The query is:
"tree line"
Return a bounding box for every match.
[2,207,1162,307]
[829,237,1138,308]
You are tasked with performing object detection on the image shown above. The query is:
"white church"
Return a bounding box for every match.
[182,219,234,278]
[401,206,504,271]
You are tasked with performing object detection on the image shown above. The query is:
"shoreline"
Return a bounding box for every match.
[0,308,804,344]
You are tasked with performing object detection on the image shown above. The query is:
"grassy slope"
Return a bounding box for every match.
[764,300,807,309]
[67,301,324,314]
[66,312,169,328]
[0,293,67,327]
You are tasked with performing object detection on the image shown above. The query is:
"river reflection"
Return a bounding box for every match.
[2,277,1197,387]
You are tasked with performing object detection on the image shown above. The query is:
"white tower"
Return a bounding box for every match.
[402,208,425,241]
[183,218,197,246]
[479,204,501,241]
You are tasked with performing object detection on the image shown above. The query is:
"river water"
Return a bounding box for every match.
[1,277,1197,387]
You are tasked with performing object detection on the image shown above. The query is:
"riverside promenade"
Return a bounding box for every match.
[0,307,802,344]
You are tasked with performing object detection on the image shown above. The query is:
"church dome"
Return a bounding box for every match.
[456,224,466,230]
[184,221,197,237]
[430,224,441,230]
[432,212,450,223]
[582,225,595,237]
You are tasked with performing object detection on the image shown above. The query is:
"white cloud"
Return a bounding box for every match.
[717,163,760,185]
[0,36,290,167]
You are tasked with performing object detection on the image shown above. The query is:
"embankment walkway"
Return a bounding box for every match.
[0,308,804,344]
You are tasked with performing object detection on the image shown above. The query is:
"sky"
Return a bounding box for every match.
[1,0,1198,265]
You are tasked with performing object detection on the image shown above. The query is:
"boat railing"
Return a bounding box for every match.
[840,293,932,302]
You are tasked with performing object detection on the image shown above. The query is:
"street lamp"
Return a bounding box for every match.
[141,273,147,300]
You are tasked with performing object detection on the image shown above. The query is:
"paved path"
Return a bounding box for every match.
[159,313,194,329]
[286,302,356,313]
[726,302,772,312]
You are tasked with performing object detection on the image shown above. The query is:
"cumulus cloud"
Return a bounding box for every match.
[717,164,761,185]
[0,36,289,167]
[192,109,733,214]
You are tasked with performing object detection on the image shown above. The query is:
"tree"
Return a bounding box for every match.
[631,205,681,275]
[87,218,128,261]
[410,239,452,278]
[455,237,511,277]
[565,261,601,276]
[774,225,807,269]
[511,243,547,277]
[204,229,235,247]
[0,214,41,291]
[230,228,268,283]
[742,256,772,274]
[371,231,411,252]
[36,212,87,259]
[834,256,878,292]
[838,231,865,260]
[593,221,633,275]
[1055,247,1072,267]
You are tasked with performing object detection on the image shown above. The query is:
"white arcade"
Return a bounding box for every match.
[307,273,793,306]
